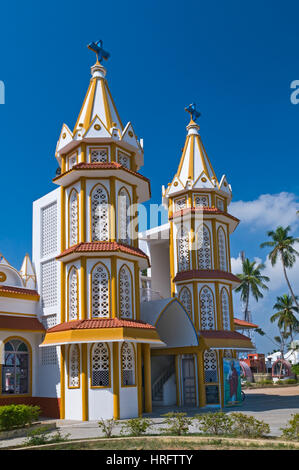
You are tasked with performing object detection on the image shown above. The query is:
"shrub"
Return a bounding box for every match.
[0,405,40,431]
[284,379,297,384]
[98,418,116,438]
[230,412,270,438]
[280,414,299,440]
[291,364,299,376]
[195,412,233,436]
[25,427,70,446]
[121,418,152,437]
[162,412,193,436]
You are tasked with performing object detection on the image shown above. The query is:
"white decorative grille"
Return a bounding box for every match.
[197,225,212,269]
[218,227,227,271]
[91,184,109,241]
[69,345,80,388]
[90,148,108,163]
[69,190,78,246]
[216,198,224,211]
[119,265,133,319]
[118,188,131,245]
[204,350,218,383]
[175,197,187,212]
[121,342,135,386]
[41,202,57,258]
[200,286,215,330]
[118,151,130,169]
[179,287,192,318]
[91,263,109,318]
[68,153,77,169]
[194,195,209,207]
[69,267,78,321]
[41,346,58,365]
[91,343,110,387]
[42,314,57,329]
[177,226,190,272]
[221,288,230,330]
[41,260,57,308]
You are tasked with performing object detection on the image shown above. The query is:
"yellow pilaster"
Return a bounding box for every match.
[197,351,206,407]
[134,261,141,320]
[218,350,224,408]
[111,256,117,318]
[137,343,143,416]
[80,257,87,320]
[169,221,175,297]
[60,345,65,419]
[190,215,196,270]
[60,264,66,323]
[192,281,199,331]
[110,177,116,241]
[80,177,86,243]
[229,285,234,330]
[81,343,89,421]
[60,187,66,323]
[132,186,139,249]
[81,143,86,163]
[211,219,218,269]
[175,355,180,406]
[113,342,120,419]
[143,344,152,413]
[61,155,66,174]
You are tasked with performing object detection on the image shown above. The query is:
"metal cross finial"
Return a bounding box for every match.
[185,103,201,122]
[87,40,110,64]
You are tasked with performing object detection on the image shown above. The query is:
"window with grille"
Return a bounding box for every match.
[41,260,57,308]
[91,343,110,387]
[175,197,187,212]
[218,227,227,271]
[221,287,230,330]
[118,188,131,245]
[68,267,78,321]
[41,346,58,366]
[91,184,109,241]
[68,153,77,170]
[119,265,133,319]
[179,287,192,318]
[41,202,57,258]
[42,314,57,329]
[118,151,130,169]
[194,195,209,207]
[90,148,108,163]
[177,226,190,272]
[216,198,224,211]
[68,344,80,388]
[199,286,215,330]
[91,263,110,318]
[121,342,135,386]
[197,225,212,269]
[2,340,29,394]
[204,350,218,383]
[69,190,78,246]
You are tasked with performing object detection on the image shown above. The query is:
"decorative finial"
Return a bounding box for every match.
[87,40,110,64]
[185,103,201,122]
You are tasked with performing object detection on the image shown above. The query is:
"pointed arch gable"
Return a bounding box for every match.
[178,286,193,320]
[220,286,230,330]
[121,342,136,387]
[118,263,134,319]
[117,186,131,244]
[67,265,79,321]
[199,285,216,330]
[196,224,212,269]
[90,342,111,388]
[90,262,110,318]
[68,189,79,247]
[217,226,228,271]
[68,344,80,388]
[90,183,110,242]
[177,225,190,272]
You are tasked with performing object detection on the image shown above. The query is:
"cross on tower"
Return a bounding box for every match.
[185,103,201,122]
[87,40,110,64]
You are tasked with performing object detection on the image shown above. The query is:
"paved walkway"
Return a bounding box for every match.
[0,386,298,448]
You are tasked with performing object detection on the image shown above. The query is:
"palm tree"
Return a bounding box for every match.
[270,294,299,341]
[260,226,299,309]
[235,258,270,322]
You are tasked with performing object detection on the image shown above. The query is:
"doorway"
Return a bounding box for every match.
[182,355,196,406]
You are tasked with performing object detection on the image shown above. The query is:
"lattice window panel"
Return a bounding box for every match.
[69,268,78,320]
[91,184,109,241]
[91,343,110,387]
[118,189,131,245]
[216,198,224,211]
[218,227,227,271]
[41,260,57,308]
[194,195,209,207]
[197,225,212,269]
[68,153,77,169]
[41,202,57,258]
[91,148,108,163]
[42,314,57,329]
[121,342,135,386]
[177,226,190,272]
[69,191,78,246]
[41,346,58,365]
[175,197,187,212]
[118,151,130,169]
[204,350,218,383]
[91,264,109,318]
[119,266,133,319]
[179,287,192,318]
[221,288,230,330]
[200,286,215,330]
[69,345,80,388]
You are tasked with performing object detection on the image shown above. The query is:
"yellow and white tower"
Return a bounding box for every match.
[41,47,162,421]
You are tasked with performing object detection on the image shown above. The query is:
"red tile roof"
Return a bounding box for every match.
[0,286,39,298]
[170,207,239,222]
[56,241,149,260]
[199,330,251,341]
[48,318,156,333]
[234,318,258,329]
[173,270,240,283]
[0,315,45,331]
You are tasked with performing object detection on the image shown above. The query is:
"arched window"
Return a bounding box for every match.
[218,227,227,271]
[221,287,230,330]
[2,339,30,394]
[68,267,78,321]
[118,187,131,245]
[119,265,133,319]
[68,344,80,388]
[179,287,192,319]
[91,184,109,241]
[199,286,216,330]
[121,342,135,386]
[177,226,190,272]
[197,225,212,269]
[91,263,110,318]
[204,350,218,383]
[91,343,110,387]
[69,189,78,246]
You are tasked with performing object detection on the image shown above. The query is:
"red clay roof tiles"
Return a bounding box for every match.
[48,318,156,333]
[56,241,149,260]
[0,315,45,331]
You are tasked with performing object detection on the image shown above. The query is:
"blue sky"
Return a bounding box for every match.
[1,0,299,353]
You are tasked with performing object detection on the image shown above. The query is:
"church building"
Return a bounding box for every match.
[0,44,254,420]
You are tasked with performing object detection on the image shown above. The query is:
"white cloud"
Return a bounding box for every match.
[230,192,299,230]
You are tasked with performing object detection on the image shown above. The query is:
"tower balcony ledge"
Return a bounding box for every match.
[169,207,239,233]
[173,269,241,287]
